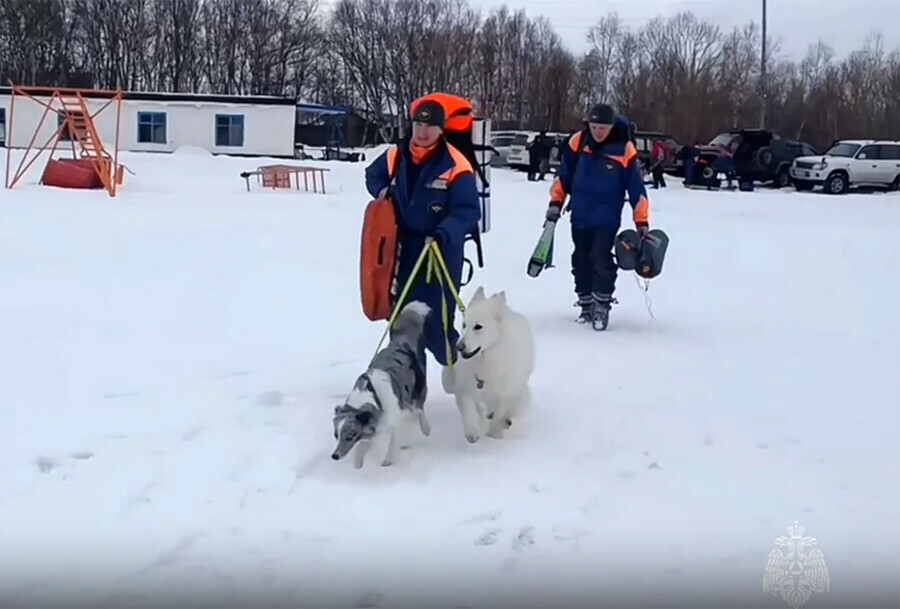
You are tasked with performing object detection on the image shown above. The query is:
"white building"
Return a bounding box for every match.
[0,87,297,158]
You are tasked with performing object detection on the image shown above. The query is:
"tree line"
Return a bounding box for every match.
[1,0,898,150]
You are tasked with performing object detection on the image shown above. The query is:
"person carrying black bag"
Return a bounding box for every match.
[544,103,652,331]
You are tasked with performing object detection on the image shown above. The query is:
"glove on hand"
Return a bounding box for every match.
[546,202,562,222]
[636,223,650,239]
[427,229,448,250]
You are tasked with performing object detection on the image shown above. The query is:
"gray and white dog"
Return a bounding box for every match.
[331,300,432,468]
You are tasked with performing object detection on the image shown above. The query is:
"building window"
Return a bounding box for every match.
[215,114,244,147]
[137,111,166,144]
[0,108,5,147]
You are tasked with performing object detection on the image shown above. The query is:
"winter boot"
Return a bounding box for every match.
[591,292,617,331]
[574,294,594,324]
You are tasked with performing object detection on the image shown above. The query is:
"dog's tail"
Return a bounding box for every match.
[391,300,431,339]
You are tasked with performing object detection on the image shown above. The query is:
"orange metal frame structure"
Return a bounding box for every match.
[4,82,124,197]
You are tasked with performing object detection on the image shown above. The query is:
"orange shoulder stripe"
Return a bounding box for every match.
[386,146,400,177]
[606,141,638,167]
[438,144,474,182]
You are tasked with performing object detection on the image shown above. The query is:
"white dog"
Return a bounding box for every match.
[445,287,535,443]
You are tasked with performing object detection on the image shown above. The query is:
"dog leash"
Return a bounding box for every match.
[370,241,466,369]
[424,240,467,368]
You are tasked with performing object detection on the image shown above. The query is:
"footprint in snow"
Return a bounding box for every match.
[474,528,502,546]
[35,456,57,474]
[512,526,536,551]
[552,525,591,549]
[70,451,94,460]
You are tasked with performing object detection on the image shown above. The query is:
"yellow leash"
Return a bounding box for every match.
[371,240,466,368]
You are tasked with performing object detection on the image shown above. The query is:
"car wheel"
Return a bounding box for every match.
[756,147,774,168]
[774,169,791,188]
[825,172,849,195]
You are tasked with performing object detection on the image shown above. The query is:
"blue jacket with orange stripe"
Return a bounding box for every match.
[365,137,481,254]
[550,117,650,229]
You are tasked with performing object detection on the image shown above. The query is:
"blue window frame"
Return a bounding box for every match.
[137,111,166,144]
[215,114,244,147]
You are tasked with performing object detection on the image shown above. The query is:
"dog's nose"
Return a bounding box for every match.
[331,452,340,460]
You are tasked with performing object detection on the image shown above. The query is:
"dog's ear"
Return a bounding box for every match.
[490,290,507,316]
[471,286,486,302]
[355,409,374,426]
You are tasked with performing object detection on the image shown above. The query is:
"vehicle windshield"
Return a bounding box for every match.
[708,133,740,150]
[512,134,529,146]
[491,136,515,147]
[824,143,860,157]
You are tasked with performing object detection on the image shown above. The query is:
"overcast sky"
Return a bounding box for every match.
[463,0,900,60]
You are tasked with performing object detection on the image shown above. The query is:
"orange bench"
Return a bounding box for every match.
[240,164,330,194]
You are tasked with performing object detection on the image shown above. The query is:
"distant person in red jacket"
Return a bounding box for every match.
[650,139,668,189]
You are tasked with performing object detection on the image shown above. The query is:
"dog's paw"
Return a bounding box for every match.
[503,417,513,429]
[487,427,504,440]
[465,433,480,444]
[380,459,393,467]
[418,414,432,437]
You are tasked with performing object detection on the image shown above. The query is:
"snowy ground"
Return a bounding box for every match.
[1,147,898,608]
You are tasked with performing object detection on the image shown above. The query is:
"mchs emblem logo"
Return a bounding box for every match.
[763,522,830,609]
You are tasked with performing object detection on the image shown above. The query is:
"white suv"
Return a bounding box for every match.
[790,140,900,194]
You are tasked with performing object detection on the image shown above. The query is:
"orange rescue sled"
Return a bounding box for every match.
[359,196,399,321]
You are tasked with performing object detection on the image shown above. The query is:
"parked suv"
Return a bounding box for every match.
[790,140,900,194]
[699,129,817,187]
